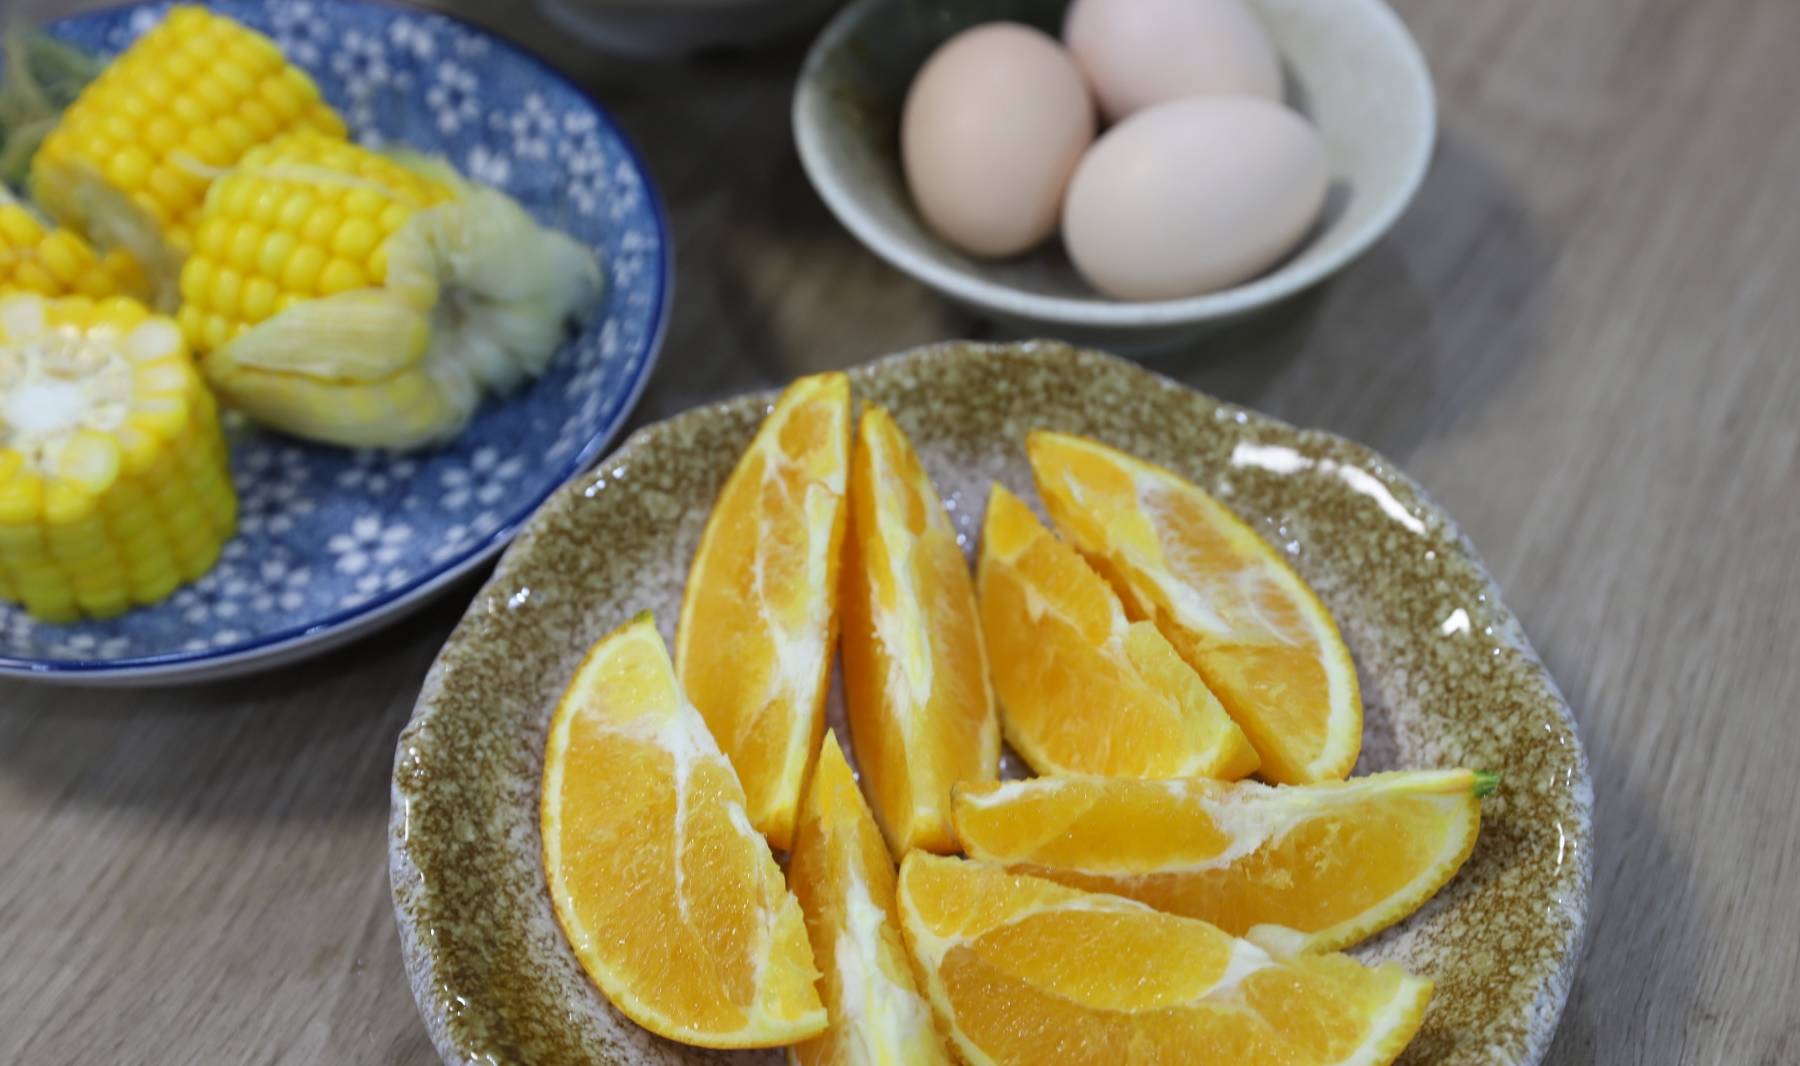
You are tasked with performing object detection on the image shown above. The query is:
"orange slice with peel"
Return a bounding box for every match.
[787,732,955,1066]
[841,406,999,855]
[677,371,851,850]
[896,852,1432,1066]
[976,483,1259,779]
[953,768,1493,954]
[541,614,827,1048]
[1028,430,1361,783]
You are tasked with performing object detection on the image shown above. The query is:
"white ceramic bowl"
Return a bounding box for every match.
[794,0,1436,349]
[537,0,845,57]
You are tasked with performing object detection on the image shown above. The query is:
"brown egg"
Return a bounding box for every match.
[901,23,1095,258]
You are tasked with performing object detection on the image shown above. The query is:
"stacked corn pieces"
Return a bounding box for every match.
[0,199,150,302]
[184,135,600,450]
[32,5,345,266]
[178,131,454,354]
[0,294,235,621]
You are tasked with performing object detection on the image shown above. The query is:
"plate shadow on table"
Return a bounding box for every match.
[0,570,488,826]
[1531,639,1701,1066]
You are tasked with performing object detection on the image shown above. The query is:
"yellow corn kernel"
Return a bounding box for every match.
[342,187,385,219]
[129,570,181,606]
[0,293,235,621]
[301,203,345,246]
[0,470,43,526]
[377,202,412,234]
[15,264,57,295]
[177,132,454,350]
[273,190,316,233]
[31,6,347,267]
[242,277,279,322]
[175,304,205,350]
[202,314,232,353]
[331,218,382,261]
[144,117,182,153]
[0,208,39,246]
[76,590,132,618]
[101,295,151,327]
[257,231,298,278]
[228,222,263,272]
[37,232,86,284]
[0,202,151,303]
[318,259,368,296]
[211,268,244,321]
[180,257,213,304]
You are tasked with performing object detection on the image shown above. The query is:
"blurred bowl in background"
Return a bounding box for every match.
[538,0,845,58]
[794,0,1435,350]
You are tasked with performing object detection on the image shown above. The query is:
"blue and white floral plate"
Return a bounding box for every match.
[0,0,670,685]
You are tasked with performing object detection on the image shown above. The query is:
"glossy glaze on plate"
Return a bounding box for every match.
[390,342,1591,1066]
[0,0,669,682]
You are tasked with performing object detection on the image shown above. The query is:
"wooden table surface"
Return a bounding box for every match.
[5,1,1799,1063]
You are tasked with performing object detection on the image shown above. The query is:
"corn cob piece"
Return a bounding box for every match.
[0,193,150,302]
[31,5,345,285]
[184,133,602,450]
[179,134,454,353]
[0,293,235,621]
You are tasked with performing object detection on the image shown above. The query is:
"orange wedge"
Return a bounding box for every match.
[1028,431,1362,783]
[976,484,1259,779]
[541,614,827,1047]
[896,853,1432,1065]
[678,372,851,850]
[841,406,999,855]
[787,732,955,1066]
[953,769,1492,954]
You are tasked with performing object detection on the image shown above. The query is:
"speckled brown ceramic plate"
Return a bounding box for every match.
[390,342,1591,1066]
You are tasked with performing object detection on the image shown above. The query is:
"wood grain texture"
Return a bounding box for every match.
[3,0,1798,1063]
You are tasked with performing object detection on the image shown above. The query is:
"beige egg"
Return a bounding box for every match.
[901,23,1095,258]
[1062,96,1329,301]
[1064,0,1281,122]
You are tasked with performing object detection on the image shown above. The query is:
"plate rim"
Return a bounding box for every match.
[389,341,1593,1066]
[0,0,674,684]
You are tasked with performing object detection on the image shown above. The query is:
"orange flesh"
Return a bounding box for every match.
[976,483,1258,779]
[1028,431,1361,784]
[787,733,954,1065]
[954,770,1483,953]
[898,854,1432,1066]
[540,615,825,1047]
[840,407,998,855]
[677,373,850,849]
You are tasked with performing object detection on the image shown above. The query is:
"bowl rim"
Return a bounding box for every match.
[793,0,1437,328]
[0,0,674,684]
